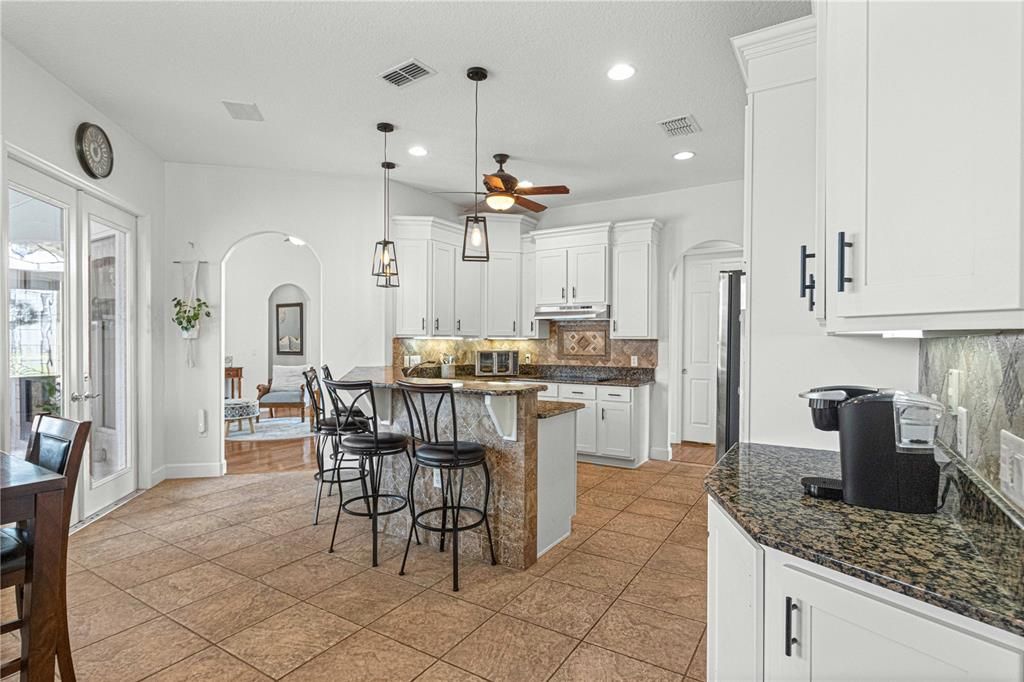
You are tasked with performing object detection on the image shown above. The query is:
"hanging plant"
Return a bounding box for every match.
[171,297,211,337]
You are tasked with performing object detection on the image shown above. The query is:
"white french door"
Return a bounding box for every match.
[5,160,138,518]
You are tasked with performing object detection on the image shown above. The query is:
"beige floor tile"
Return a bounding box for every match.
[551,642,684,682]
[623,497,692,522]
[108,493,176,519]
[220,603,358,678]
[577,529,661,566]
[639,460,680,474]
[544,551,641,597]
[66,570,120,608]
[438,561,537,610]
[168,579,297,641]
[572,503,618,529]
[415,661,486,682]
[324,530,408,567]
[242,504,315,536]
[682,501,708,525]
[68,588,159,650]
[603,511,679,541]
[92,545,205,590]
[577,471,610,491]
[287,517,367,551]
[66,558,87,575]
[559,523,599,550]
[181,524,271,559]
[585,601,704,675]
[373,541,452,587]
[665,520,707,549]
[212,537,318,578]
[575,488,637,511]
[641,483,704,506]
[283,629,434,681]
[116,502,206,530]
[443,613,577,682]
[258,552,365,599]
[525,545,570,577]
[69,518,137,547]
[688,631,707,681]
[68,530,167,569]
[594,477,657,496]
[306,570,423,625]
[501,577,613,638]
[620,567,706,621]
[127,562,247,612]
[646,544,707,580]
[370,589,492,657]
[145,512,236,544]
[146,646,272,681]
[72,616,208,682]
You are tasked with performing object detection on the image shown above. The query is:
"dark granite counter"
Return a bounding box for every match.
[706,442,1024,637]
[536,400,585,419]
[342,366,545,396]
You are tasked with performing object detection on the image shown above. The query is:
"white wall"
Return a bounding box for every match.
[223,234,321,394]
[162,163,458,477]
[537,180,745,456]
[1,40,166,486]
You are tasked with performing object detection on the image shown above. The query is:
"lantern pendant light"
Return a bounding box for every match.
[462,67,490,262]
[371,122,400,287]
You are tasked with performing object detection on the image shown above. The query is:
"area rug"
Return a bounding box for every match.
[225,416,315,441]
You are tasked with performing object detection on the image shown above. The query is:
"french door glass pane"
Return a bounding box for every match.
[88,220,128,482]
[7,188,65,456]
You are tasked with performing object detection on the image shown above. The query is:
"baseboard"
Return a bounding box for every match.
[650,447,671,461]
[162,461,223,479]
[149,465,167,486]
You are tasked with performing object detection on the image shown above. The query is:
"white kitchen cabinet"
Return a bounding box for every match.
[394,239,430,336]
[567,245,608,305]
[431,242,455,336]
[820,0,1024,330]
[455,257,483,337]
[519,242,550,339]
[558,383,650,466]
[763,547,1024,681]
[573,400,597,454]
[485,252,521,338]
[536,249,568,305]
[610,220,661,339]
[597,401,631,459]
[531,223,611,308]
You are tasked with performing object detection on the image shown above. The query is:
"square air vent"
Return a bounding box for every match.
[379,59,435,87]
[221,100,264,122]
[658,114,701,137]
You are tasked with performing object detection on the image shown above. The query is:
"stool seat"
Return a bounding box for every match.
[415,441,485,467]
[319,412,367,432]
[0,528,27,572]
[340,431,408,451]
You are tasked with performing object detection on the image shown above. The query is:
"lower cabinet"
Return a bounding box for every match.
[597,401,631,459]
[574,399,597,454]
[545,383,650,466]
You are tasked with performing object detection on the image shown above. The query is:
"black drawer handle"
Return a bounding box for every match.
[785,596,799,656]
[837,231,853,293]
[608,393,622,397]
[799,245,816,311]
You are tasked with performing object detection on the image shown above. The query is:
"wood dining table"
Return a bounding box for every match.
[1,451,67,682]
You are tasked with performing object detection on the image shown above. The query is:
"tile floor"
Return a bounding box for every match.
[1,455,711,682]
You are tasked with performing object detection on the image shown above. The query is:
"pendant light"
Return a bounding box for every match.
[371,122,399,287]
[462,67,490,262]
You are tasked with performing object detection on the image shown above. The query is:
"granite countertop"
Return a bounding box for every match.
[458,375,653,388]
[341,366,546,396]
[536,400,585,419]
[706,442,1024,637]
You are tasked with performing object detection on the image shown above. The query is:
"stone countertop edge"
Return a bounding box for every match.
[341,366,545,396]
[536,400,586,419]
[704,442,1024,638]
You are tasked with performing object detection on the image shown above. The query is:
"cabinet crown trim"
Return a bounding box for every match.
[731,14,816,85]
[392,215,464,244]
[530,222,612,242]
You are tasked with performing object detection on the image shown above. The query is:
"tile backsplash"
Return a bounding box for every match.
[920,332,1024,516]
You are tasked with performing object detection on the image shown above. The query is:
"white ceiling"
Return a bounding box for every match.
[2,1,809,208]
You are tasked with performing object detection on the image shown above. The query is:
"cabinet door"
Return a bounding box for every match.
[520,252,549,339]
[431,242,455,336]
[611,242,649,338]
[575,400,597,454]
[597,401,631,459]
[485,252,521,337]
[394,240,429,336]
[568,245,608,305]
[765,552,1023,681]
[825,0,1023,319]
[536,249,568,305]
[455,257,483,337]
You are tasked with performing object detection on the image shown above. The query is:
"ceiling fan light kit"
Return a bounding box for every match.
[485,192,515,211]
[463,66,491,262]
[371,122,400,287]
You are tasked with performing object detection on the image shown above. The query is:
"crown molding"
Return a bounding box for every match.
[731,14,816,86]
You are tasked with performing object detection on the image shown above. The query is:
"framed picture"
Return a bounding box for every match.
[276,302,304,355]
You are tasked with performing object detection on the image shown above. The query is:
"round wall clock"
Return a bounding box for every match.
[75,122,113,179]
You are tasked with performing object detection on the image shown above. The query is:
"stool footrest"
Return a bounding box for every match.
[341,493,408,518]
[412,504,488,534]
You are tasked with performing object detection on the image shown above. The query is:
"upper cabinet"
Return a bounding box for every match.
[567,245,608,305]
[454,256,483,337]
[394,238,430,336]
[819,0,1024,331]
[536,249,569,305]
[533,223,611,307]
[611,220,661,339]
[520,237,550,339]
[431,242,456,336]
[485,252,522,337]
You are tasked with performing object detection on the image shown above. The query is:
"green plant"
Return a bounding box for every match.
[171,297,211,332]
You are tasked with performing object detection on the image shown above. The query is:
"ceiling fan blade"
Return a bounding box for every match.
[483,174,506,192]
[514,196,548,213]
[432,191,487,195]
[516,185,570,196]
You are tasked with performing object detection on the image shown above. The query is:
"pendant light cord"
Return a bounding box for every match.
[383,129,390,241]
[473,79,479,219]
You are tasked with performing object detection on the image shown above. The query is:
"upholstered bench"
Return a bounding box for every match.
[224,398,260,436]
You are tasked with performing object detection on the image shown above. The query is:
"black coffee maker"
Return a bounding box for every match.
[799,386,944,514]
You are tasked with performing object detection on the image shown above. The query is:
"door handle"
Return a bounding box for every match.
[799,245,816,311]
[71,392,102,402]
[785,596,799,656]
[837,231,853,292]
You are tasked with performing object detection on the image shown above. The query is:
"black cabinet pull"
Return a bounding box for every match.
[601,407,606,420]
[561,286,566,299]
[457,319,461,332]
[530,320,534,333]
[799,245,816,311]
[608,393,621,397]
[434,318,439,331]
[613,320,618,332]
[421,317,425,330]
[513,320,516,333]
[837,231,853,292]
[572,285,577,299]
[785,596,799,656]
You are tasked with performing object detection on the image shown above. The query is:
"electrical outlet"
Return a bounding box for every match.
[411,355,422,366]
[433,469,442,489]
[631,355,639,367]
[947,369,961,410]
[956,406,968,455]
[524,352,532,364]
[1000,430,1024,508]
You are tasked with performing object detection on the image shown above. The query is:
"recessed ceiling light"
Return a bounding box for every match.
[284,236,306,246]
[408,145,428,157]
[673,151,696,161]
[607,63,636,81]
[518,180,533,188]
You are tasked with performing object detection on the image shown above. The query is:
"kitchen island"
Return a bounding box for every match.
[337,367,581,569]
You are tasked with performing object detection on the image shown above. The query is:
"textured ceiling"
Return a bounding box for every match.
[2,1,809,207]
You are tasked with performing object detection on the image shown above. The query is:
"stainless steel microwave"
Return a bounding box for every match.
[475,350,519,376]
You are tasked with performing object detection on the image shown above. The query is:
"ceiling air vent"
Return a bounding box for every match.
[658,114,701,137]
[221,101,264,122]
[379,59,436,87]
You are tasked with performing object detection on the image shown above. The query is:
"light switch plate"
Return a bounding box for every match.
[956,407,968,455]
[1000,430,1024,508]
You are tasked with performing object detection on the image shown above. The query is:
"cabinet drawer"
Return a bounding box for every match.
[537,383,559,399]
[597,387,631,403]
[559,384,596,400]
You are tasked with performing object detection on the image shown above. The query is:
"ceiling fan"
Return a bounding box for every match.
[478,153,570,213]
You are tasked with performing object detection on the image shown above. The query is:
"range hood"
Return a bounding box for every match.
[534,304,610,320]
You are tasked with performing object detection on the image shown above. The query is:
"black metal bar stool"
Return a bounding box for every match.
[324,379,417,566]
[303,368,368,525]
[396,380,497,592]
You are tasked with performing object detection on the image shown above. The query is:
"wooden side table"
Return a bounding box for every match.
[225,366,243,399]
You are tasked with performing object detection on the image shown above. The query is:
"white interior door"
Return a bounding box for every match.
[682,252,741,444]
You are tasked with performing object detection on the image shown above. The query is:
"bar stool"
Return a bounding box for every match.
[324,379,417,566]
[303,368,367,525]
[396,380,497,592]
